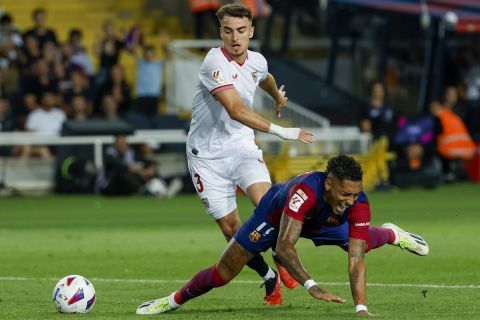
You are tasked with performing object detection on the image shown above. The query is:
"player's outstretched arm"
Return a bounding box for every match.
[259,73,287,118]
[215,88,314,143]
[275,214,346,304]
[348,238,376,316]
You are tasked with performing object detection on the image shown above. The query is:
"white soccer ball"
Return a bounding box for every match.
[52,275,96,313]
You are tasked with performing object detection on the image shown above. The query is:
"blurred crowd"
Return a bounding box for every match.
[0,7,170,159]
[360,80,479,188]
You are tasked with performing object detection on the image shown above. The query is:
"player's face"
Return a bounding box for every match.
[324,176,362,215]
[219,15,254,62]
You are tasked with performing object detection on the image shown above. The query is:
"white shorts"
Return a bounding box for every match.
[187,144,271,220]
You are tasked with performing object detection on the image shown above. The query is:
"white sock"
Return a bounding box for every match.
[262,267,275,281]
[168,292,182,308]
[387,227,399,245]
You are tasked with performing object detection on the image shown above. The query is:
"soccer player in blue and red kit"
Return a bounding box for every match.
[137,155,429,316]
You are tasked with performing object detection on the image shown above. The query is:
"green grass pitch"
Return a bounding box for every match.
[1,183,479,319]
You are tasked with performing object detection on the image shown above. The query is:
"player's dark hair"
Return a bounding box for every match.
[216,3,252,23]
[326,154,363,182]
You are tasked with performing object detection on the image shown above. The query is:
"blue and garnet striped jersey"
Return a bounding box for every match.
[254,171,371,240]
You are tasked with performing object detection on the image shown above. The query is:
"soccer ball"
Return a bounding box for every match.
[52,275,96,313]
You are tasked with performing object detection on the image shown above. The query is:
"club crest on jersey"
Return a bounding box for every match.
[289,189,308,213]
[251,71,257,82]
[212,68,224,84]
[249,230,261,242]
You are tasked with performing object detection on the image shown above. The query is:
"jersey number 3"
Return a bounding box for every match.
[193,173,204,193]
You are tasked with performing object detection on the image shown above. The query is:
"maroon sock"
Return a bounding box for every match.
[174,265,228,305]
[366,227,395,252]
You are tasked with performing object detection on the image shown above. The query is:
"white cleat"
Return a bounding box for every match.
[382,223,429,256]
[136,294,179,315]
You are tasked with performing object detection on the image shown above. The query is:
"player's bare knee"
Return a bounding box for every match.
[220,225,238,241]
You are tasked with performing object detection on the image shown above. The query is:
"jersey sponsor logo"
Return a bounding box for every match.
[249,230,261,242]
[288,190,306,213]
[296,189,308,201]
[232,73,238,80]
[212,68,224,84]
[251,71,258,82]
[354,222,370,227]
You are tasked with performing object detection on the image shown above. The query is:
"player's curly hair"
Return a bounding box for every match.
[326,154,363,182]
[216,3,252,23]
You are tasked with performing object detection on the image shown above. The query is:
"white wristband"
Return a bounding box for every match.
[303,279,317,290]
[268,123,300,140]
[355,304,368,313]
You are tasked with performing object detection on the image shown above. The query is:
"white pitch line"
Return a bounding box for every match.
[0,276,479,289]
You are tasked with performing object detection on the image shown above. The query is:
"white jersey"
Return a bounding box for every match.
[186,47,268,159]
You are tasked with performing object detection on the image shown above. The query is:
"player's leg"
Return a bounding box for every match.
[379,223,429,256]
[215,208,242,241]
[136,240,254,315]
[245,181,270,206]
[353,224,429,256]
[244,182,284,291]
[308,222,428,256]
[234,146,283,301]
[136,209,280,314]
[364,226,396,252]
[187,154,239,241]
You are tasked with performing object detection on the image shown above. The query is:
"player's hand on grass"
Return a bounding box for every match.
[274,85,288,118]
[298,128,314,144]
[308,287,346,304]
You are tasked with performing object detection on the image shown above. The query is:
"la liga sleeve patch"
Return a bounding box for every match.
[288,191,307,212]
[211,68,225,85]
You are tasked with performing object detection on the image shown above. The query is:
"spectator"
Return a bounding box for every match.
[188,0,221,39]
[68,95,89,121]
[390,116,442,189]
[0,13,22,74]
[0,98,14,131]
[23,8,58,50]
[430,100,475,182]
[67,28,94,77]
[0,13,23,48]
[16,91,66,159]
[99,95,120,120]
[360,81,396,144]
[134,32,170,116]
[0,98,15,156]
[94,19,124,87]
[20,34,41,69]
[23,59,58,101]
[96,64,131,116]
[443,85,467,121]
[62,69,92,114]
[97,135,180,197]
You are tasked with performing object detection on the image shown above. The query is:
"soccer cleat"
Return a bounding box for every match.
[382,223,429,256]
[136,295,179,315]
[273,258,299,289]
[262,270,282,305]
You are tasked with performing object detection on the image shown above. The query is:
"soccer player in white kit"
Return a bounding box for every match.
[185,3,313,305]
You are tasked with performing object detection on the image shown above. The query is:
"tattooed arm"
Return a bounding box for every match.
[348,238,368,310]
[276,213,346,303]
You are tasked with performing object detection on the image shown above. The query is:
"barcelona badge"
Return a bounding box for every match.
[249,230,261,242]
